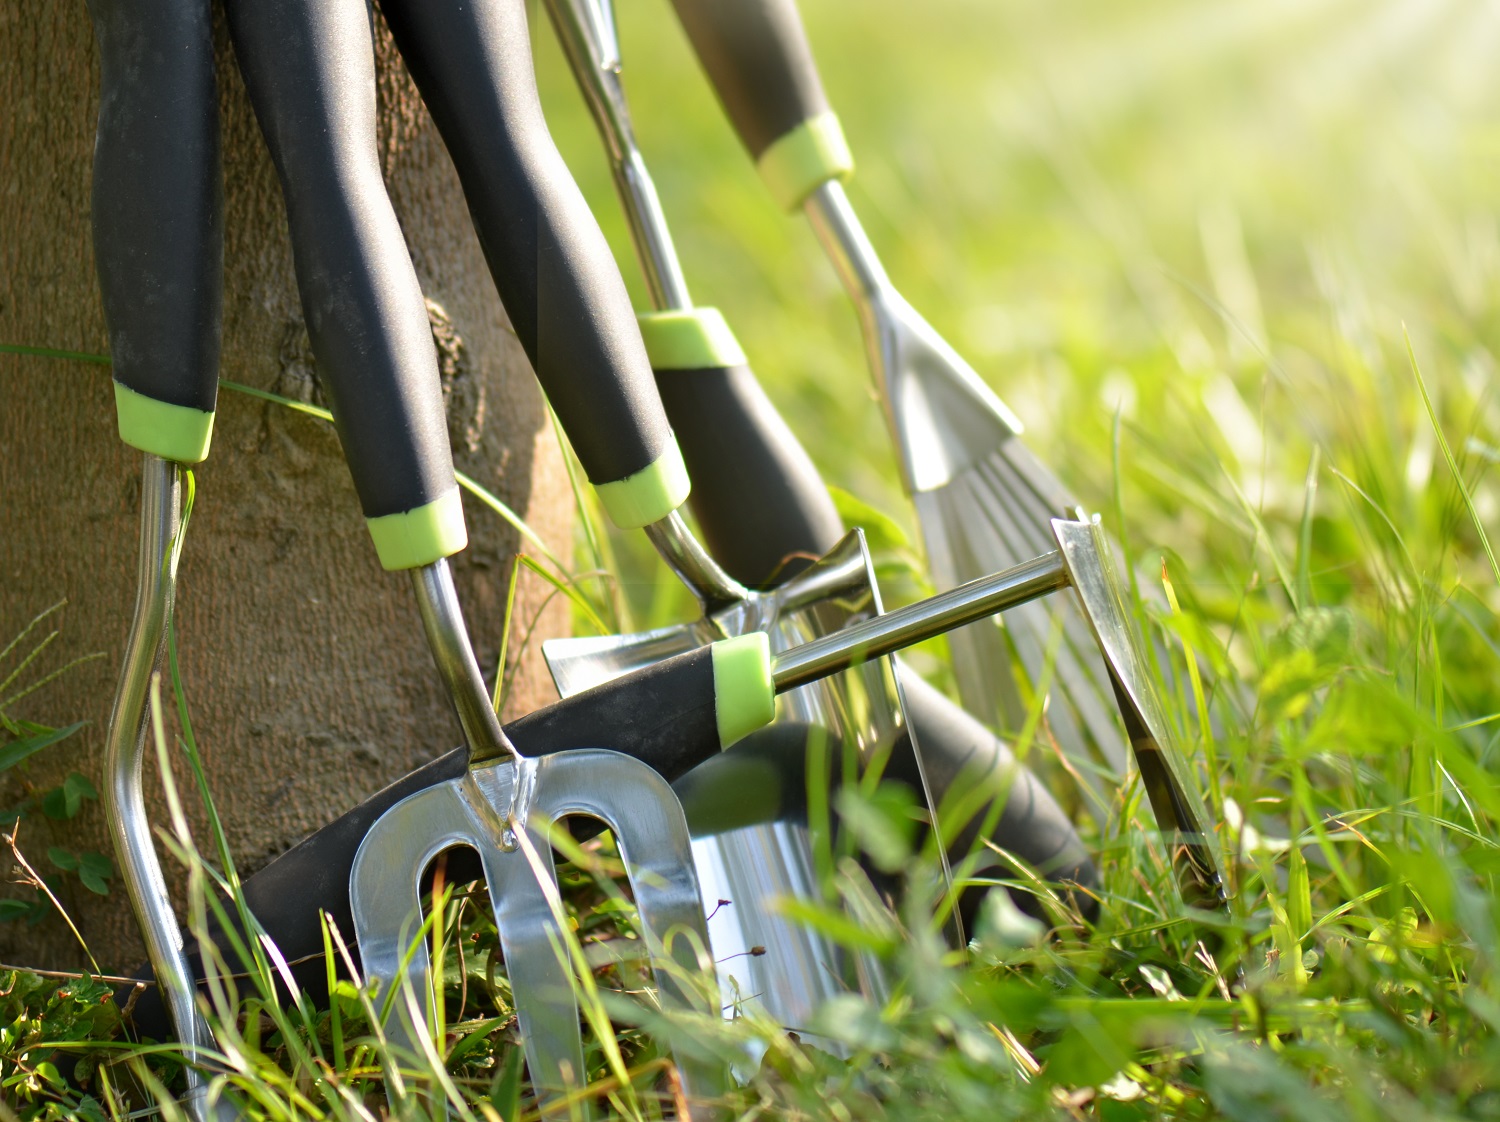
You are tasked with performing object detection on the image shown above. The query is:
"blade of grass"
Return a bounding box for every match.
[1406,328,1500,588]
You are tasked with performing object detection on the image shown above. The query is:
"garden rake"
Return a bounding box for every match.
[667,0,1130,809]
[544,0,1095,898]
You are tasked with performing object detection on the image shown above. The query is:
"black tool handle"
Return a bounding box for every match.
[224,0,455,523]
[668,0,832,161]
[377,0,677,502]
[658,362,843,588]
[654,342,1101,915]
[88,0,222,426]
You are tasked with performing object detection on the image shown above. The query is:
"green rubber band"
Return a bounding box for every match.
[710,632,774,748]
[593,437,690,529]
[637,308,747,370]
[113,380,215,464]
[757,112,855,212]
[365,487,468,571]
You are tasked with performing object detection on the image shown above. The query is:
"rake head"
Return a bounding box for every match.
[916,439,1131,814]
[350,750,723,1116]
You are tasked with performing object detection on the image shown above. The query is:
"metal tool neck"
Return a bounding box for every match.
[804,179,892,302]
[103,455,216,1117]
[547,0,693,310]
[411,560,515,764]
[771,550,1069,693]
[615,151,694,310]
[644,511,751,614]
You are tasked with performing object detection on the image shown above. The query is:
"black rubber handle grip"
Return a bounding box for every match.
[668,0,832,159]
[377,0,674,489]
[224,0,454,520]
[657,363,843,588]
[898,673,1099,923]
[121,642,730,1034]
[88,0,222,414]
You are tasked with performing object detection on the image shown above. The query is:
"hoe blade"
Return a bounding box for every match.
[1051,518,1227,910]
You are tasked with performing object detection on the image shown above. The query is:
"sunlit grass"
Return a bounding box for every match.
[3,0,1499,1117]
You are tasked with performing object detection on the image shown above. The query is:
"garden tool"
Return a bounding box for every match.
[358,517,1225,1096]
[373,0,953,1044]
[90,0,226,1118]
[122,629,798,1042]
[543,0,1096,929]
[666,0,1131,805]
[223,0,731,1107]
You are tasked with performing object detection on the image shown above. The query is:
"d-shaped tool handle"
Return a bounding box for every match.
[377,0,689,530]
[669,0,854,210]
[225,0,465,569]
[90,0,223,465]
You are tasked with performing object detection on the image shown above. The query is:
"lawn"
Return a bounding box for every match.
[3,0,1498,1117]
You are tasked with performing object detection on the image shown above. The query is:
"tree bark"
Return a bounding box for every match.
[0,5,571,970]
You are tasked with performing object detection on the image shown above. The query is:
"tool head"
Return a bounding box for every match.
[544,529,955,1050]
[913,442,1130,805]
[542,529,874,693]
[866,287,1026,495]
[1050,518,1227,910]
[351,749,723,1114]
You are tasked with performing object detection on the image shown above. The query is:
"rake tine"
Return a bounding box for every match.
[956,462,1126,768]
[982,453,1128,734]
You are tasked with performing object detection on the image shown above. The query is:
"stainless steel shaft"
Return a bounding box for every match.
[103,454,216,1122]
[772,550,1068,692]
[410,560,515,764]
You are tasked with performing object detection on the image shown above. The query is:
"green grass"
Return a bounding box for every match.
[5,0,1500,1116]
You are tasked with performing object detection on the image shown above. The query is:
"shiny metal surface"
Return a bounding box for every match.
[643,512,750,615]
[351,750,722,1117]
[770,551,1068,692]
[804,180,1023,495]
[546,532,950,1050]
[410,560,515,765]
[544,0,693,310]
[103,455,217,1122]
[805,178,1127,803]
[1051,518,1228,910]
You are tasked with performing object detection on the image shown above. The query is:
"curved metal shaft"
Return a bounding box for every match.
[643,511,750,614]
[772,550,1068,692]
[103,455,215,1122]
[410,560,515,764]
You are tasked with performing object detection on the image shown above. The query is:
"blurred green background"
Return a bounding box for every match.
[529,0,1498,716]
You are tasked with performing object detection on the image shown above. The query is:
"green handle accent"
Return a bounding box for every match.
[758,112,853,212]
[637,308,748,371]
[113,380,215,465]
[593,435,691,528]
[365,487,468,570]
[710,631,775,748]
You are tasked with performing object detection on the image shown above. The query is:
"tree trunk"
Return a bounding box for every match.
[0,6,571,970]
